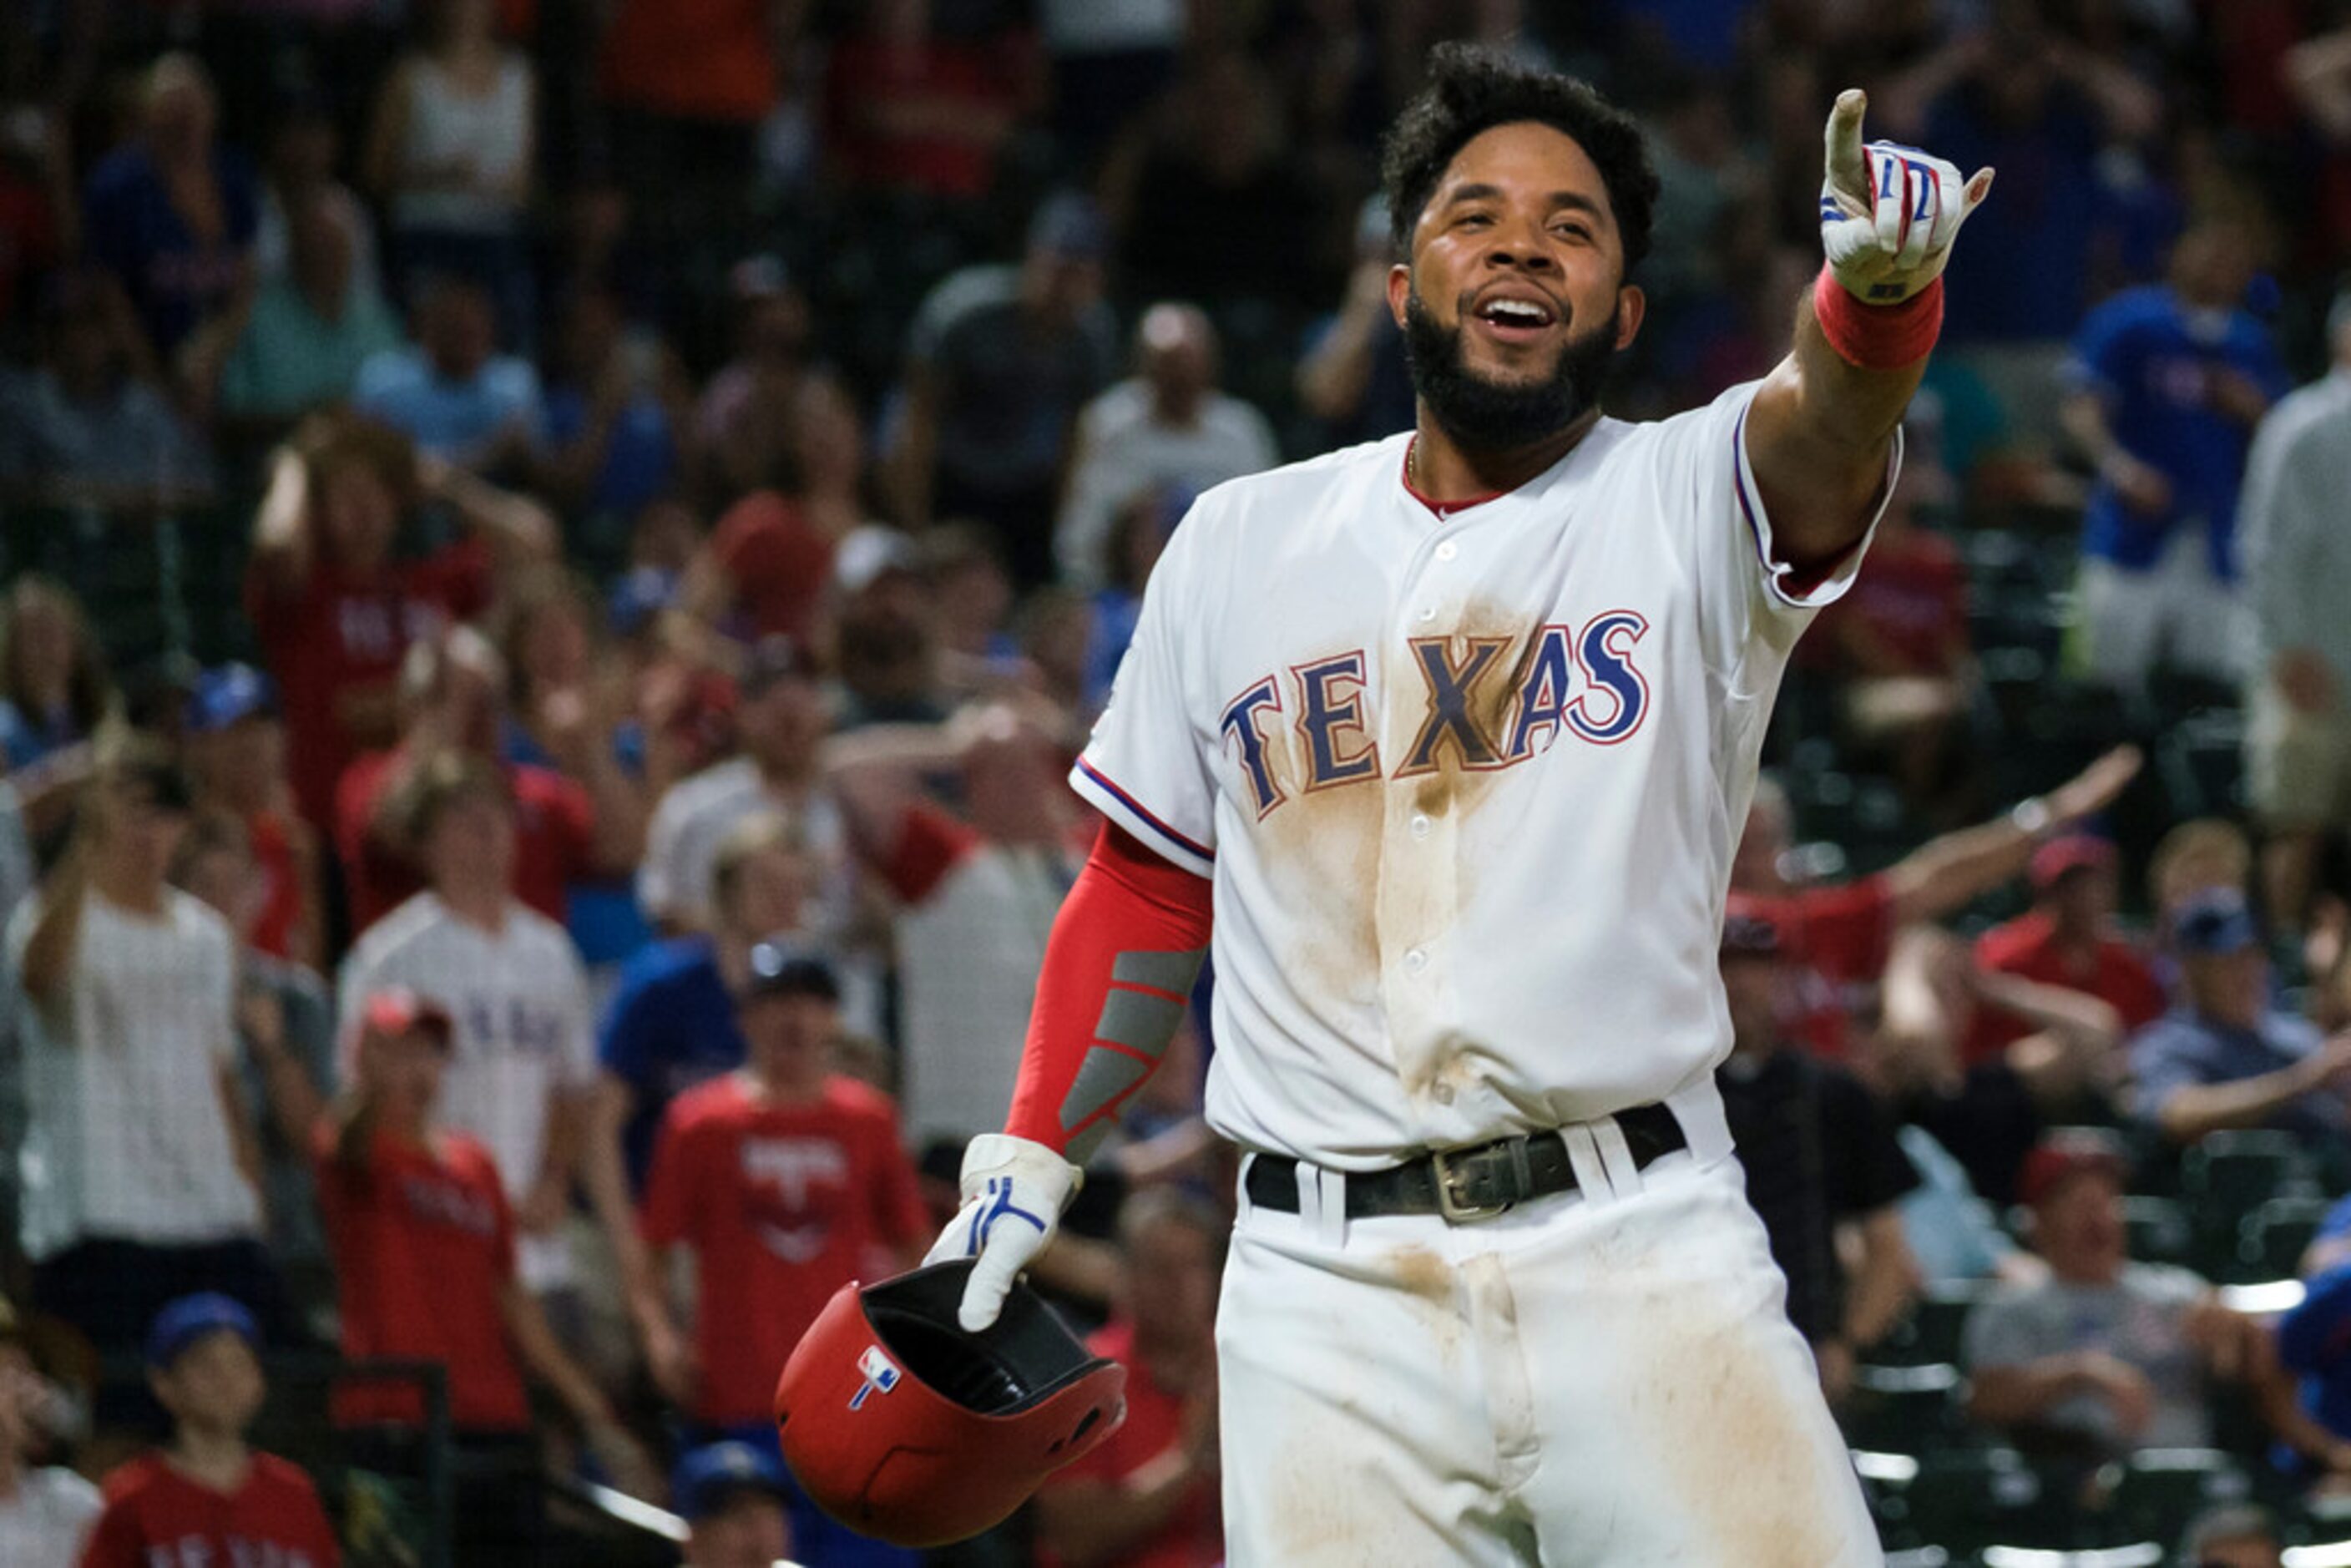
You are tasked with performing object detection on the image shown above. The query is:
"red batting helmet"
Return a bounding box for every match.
[774,1259,1127,1548]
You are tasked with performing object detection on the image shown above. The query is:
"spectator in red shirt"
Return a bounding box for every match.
[1729,746,2144,1060]
[629,941,926,1565]
[184,663,323,971]
[243,412,555,834]
[1806,455,1975,820]
[78,1293,338,1568]
[685,371,871,650]
[313,989,652,1565]
[1034,1189,1225,1568]
[823,0,1037,201]
[1973,835,2168,1055]
[692,257,811,505]
[335,623,643,933]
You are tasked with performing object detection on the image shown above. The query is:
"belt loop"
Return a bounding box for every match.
[1236,1153,1258,1222]
[1590,1116,1642,1196]
[1295,1159,1323,1233]
[1315,1166,1348,1247]
[1558,1124,1615,1205]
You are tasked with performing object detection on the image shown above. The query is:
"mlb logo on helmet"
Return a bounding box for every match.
[849,1344,902,1410]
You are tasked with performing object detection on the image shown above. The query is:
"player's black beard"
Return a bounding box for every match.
[1402,286,1620,454]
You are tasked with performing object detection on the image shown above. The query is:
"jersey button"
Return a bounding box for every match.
[1404,948,1428,974]
[1418,605,1437,623]
[1409,813,1431,840]
[1434,541,1459,562]
[1431,1081,1456,1105]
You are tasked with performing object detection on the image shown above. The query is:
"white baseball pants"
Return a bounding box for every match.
[1216,1105,1882,1565]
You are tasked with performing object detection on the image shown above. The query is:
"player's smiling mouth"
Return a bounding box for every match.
[1469,286,1562,344]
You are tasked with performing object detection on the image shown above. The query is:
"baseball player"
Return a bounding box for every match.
[927,44,1993,1565]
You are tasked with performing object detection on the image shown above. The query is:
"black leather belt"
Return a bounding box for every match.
[1243,1102,1686,1222]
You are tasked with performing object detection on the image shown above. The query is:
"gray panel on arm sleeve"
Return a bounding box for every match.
[1110,948,1206,998]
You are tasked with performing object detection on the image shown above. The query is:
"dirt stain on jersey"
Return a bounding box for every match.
[1259,775,1384,1004]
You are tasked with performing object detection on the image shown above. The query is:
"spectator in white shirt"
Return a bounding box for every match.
[1054,301,1278,589]
[0,1294,99,1565]
[638,635,837,934]
[2241,287,2351,931]
[337,752,596,1313]
[8,740,291,1378]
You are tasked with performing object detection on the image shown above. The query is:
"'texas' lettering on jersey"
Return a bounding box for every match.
[1217,611,1651,817]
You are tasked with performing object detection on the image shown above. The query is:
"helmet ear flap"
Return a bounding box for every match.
[774,1261,1128,1549]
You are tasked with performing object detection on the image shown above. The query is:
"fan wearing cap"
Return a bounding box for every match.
[685,368,864,651]
[312,988,655,1560]
[12,738,296,1386]
[1714,907,1920,1405]
[1969,833,2167,1066]
[0,1292,102,1564]
[78,1292,338,1568]
[183,661,323,969]
[673,1439,794,1568]
[1730,744,2142,1060]
[1963,1133,2292,1460]
[2130,888,2351,1146]
[629,941,926,1567]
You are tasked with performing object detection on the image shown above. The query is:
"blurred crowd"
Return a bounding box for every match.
[2,0,2351,1565]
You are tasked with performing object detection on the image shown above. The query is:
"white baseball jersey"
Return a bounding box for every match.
[8,888,260,1257]
[1072,380,1897,1169]
[337,892,595,1287]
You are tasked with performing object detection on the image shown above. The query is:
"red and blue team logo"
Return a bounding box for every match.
[849,1345,902,1410]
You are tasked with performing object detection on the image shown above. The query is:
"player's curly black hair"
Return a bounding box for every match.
[1381,43,1661,277]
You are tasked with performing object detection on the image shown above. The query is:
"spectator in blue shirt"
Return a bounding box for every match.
[585,810,814,1220]
[81,55,260,377]
[2060,220,2291,695]
[355,272,543,476]
[537,286,689,546]
[2130,889,2351,1146]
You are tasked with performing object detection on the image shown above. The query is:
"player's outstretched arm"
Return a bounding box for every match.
[1747,89,1994,567]
[924,822,1214,1329]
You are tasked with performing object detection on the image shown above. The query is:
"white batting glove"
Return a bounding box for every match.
[1818,89,1994,305]
[922,1133,1082,1332]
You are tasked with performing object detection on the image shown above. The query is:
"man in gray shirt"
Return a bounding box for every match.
[2242,286,2351,929]
[1964,1132,2257,1456]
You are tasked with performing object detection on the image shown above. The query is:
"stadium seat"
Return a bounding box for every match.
[1841,1363,1969,1455]
[1873,1284,1993,1369]
[2184,1131,2316,1221]
[2235,1196,2336,1282]
[1877,1448,2077,1555]
[2096,1448,2255,1550]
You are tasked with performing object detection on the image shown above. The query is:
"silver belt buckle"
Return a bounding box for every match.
[1431,1146,1514,1223]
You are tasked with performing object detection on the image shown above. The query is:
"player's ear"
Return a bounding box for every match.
[1613,285,1646,351]
[1387,262,1412,329]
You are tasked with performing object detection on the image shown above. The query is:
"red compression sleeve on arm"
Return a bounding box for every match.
[1813,266,1944,369]
[1004,822,1215,1157]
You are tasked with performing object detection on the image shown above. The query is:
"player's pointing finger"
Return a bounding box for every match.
[1824,89,1868,186]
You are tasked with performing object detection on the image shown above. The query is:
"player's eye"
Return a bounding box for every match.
[1455,210,1494,230]
[1551,222,1591,242]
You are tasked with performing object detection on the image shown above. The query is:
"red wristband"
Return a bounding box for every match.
[1813,266,1944,370]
